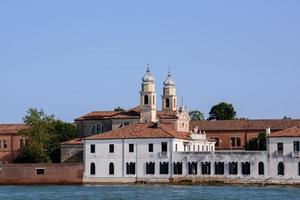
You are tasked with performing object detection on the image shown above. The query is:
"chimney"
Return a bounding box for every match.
[266,127,271,135]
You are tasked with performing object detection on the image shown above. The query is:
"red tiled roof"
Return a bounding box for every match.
[75,106,178,121]
[0,124,25,134]
[269,126,300,138]
[157,111,177,119]
[190,119,300,131]
[61,138,84,145]
[85,123,189,140]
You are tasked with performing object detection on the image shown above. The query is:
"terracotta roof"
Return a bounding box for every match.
[85,123,189,140]
[269,126,300,138]
[0,124,25,134]
[190,119,300,131]
[75,106,177,121]
[157,111,177,119]
[61,138,84,145]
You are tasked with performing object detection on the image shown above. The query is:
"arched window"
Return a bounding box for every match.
[90,162,96,175]
[144,95,149,105]
[188,162,197,175]
[278,162,284,175]
[153,95,155,105]
[174,99,176,107]
[258,162,264,175]
[215,162,224,175]
[173,162,183,175]
[166,98,170,108]
[242,162,250,175]
[109,163,114,175]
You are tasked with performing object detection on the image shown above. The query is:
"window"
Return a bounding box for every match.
[109,144,114,153]
[258,162,264,175]
[90,144,95,153]
[90,163,96,175]
[124,122,130,126]
[20,139,26,148]
[129,144,134,153]
[109,163,114,175]
[229,162,238,175]
[193,145,195,151]
[153,95,155,106]
[160,162,169,174]
[188,162,197,175]
[166,98,170,108]
[277,143,283,152]
[294,141,300,152]
[36,168,45,175]
[126,162,136,175]
[198,145,200,151]
[148,143,153,152]
[146,162,155,175]
[144,95,149,105]
[173,162,183,175]
[201,162,211,175]
[3,140,7,149]
[215,162,224,175]
[215,138,219,147]
[298,163,300,176]
[161,142,168,152]
[175,144,178,152]
[231,137,241,147]
[242,162,250,175]
[278,162,284,175]
[91,123,104,135]
[0,140,2,148]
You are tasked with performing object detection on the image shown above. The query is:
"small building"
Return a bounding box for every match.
[0,124,26,163]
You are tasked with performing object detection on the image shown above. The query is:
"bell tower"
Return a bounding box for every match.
[162,71,177,112]
[140,67,157,123]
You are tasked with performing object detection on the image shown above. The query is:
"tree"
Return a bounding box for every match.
[247,131,266,151]
[14,108,76,163]
[208,102,236,120]
[189,110,205,121]
[114,107,126,112]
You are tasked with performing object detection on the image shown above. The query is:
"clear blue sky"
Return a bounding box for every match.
[1,1,300,123]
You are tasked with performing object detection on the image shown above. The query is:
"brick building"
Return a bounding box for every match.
[0,124,27,163]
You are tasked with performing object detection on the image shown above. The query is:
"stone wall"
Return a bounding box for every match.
[0,163,83,185]
[61,144,83,163]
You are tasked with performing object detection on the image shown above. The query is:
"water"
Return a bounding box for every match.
[0,185,299,200]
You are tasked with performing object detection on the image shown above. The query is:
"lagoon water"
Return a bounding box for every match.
[0,185,299,200]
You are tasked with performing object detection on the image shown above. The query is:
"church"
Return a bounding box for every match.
[78,68,300,184]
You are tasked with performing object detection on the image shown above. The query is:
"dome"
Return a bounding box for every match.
[142,67,155,83]
[163,71,175,86]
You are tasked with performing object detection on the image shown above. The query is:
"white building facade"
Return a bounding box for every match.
[83,68,300,184]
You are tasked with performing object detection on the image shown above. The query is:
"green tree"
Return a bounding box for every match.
[14,108,76,163]
[208,102,236,120]
[247,131,266,151]
[189,110,205,121]
[114,107,126,112]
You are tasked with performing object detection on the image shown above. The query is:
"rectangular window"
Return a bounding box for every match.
[193,145,195,151]
[36,168,45,175]
[129,144,134,153]
[109,144,114,153]
[201,162,211,175]
[231,137,236,147]
[229,162,238,175]
[175,144,178,152]
[161,142,168,152]
[3,140,7,149]
[294,141,300,152]
[277,143,283,152]
[215,138,219,147]
[148,143,153,152]
[90,144,95,153]
[198,145,200,151]
[20,139,26,148]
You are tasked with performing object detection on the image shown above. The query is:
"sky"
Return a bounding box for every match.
[0,0,300,123]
